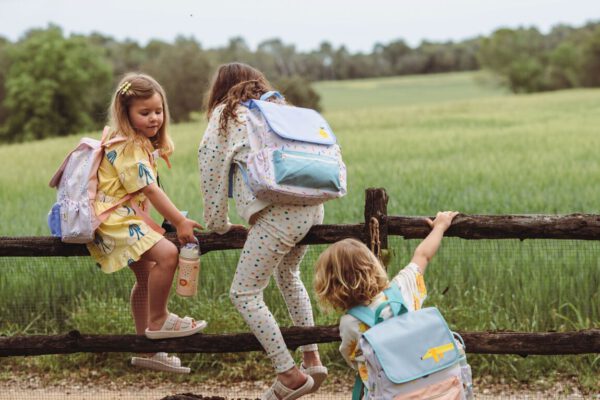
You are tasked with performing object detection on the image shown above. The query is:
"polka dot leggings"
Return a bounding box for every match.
[230,203,324,373]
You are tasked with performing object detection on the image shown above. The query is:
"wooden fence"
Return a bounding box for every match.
[1,188,599,357]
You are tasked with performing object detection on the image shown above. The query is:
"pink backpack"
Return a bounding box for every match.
[48,127,163,243]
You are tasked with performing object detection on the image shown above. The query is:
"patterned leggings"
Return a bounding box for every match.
[230,203,324,373]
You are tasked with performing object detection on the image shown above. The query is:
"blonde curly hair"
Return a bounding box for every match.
[314,238,389,311]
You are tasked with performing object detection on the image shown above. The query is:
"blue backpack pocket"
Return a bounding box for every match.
[273,149,341,191]
[47,202,62,237]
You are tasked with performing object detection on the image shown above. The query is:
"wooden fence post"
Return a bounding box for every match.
[364,188,389,265]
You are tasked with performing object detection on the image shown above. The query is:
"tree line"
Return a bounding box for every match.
[479,22,600,93]
[0,21,598,142]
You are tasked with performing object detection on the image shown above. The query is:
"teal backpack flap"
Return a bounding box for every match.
[251,99,337,145]
[362,307,461,384]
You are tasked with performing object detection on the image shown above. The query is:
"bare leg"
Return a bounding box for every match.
[139,238,178,331]
[129,260,153,335]
[303,351,322,368]
[129,260,155,357]
[277,366,309,390]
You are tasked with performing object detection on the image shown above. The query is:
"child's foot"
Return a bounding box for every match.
[277,367,309,390]
[262,370,313,400]
[131,352,190,373]
[302,350,322,368]
[300,351,328,393]
[145,313,207,339]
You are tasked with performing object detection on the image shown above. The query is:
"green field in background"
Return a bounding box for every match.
[1,71,598,391]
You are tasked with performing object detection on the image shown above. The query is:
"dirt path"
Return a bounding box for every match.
[1,380,596,400]
[0,371,595,400]
[4,379,345,400]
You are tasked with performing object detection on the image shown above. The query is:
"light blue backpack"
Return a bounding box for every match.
[347,283,473,399]
[229,91,347,205]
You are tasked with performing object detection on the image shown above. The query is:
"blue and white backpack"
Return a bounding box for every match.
[231,91,347,205]
[347,283,474,400]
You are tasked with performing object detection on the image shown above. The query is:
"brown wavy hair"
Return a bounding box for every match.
[108,72,174,157]
[205,63,276,132]
[314,239,389,311]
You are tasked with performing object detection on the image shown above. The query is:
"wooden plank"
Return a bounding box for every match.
[3,213,600,258]
[1,328,598,357]
[0,224,365,257]
[389,214,600,240]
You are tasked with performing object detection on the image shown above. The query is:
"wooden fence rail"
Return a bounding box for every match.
[1,189,599,357]
[3,214,600,257]
[2,328,599,357]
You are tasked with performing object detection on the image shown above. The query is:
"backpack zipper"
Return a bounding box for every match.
[280,152,338,164]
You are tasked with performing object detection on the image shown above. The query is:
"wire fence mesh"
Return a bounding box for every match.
[1,237,599,399]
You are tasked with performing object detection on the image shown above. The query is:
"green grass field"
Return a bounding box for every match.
[1,71,599,392]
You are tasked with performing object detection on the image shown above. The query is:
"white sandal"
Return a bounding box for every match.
[131,352,190,374]
[300,364,328,393]
[261,376,314,400]
[145,313,207,340]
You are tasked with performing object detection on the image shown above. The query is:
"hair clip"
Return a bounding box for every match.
[118,81,132,96]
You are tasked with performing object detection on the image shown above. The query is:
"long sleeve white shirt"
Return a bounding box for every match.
[198,104,269,233]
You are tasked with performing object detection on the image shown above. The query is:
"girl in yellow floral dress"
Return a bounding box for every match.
[314,211,458,398]
[87,73,206,373]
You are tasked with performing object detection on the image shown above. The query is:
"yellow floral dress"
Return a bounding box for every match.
[87,141,164,273]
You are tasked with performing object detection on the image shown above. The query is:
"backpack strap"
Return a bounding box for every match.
[96,194,135,224]
[101,126,111,142]
[352,374,366,400]
[259,91,284,101]
[102,126,127,148]
[347,305,375,328]
[240,91,284,109]
[96,193,165,235]
[375,283,408,322]
[346,283,408,400]
[346,309,370,400]
[152,149,172,169]
[129,200,166,235]
[228,165,234,199]
[101,126,128,147]
[348,283,408,326]
[228,161,251,198]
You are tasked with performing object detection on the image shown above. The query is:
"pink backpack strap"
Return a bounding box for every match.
[101,126,128,148]
[97,194,165,235]
[49,151,72,188]
[151,149,172,169]
[96,194,134,224]
[130,201,166,235]
[101,126,111,142]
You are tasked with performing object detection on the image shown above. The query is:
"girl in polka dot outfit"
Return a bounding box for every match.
[89,74,206,373]
[199,63,327,400]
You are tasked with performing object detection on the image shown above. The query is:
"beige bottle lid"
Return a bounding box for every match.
[180,242,199,259]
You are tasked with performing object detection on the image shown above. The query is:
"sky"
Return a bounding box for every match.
[0,0,598,52]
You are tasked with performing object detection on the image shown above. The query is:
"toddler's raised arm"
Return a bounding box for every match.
[410,211,459,273]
